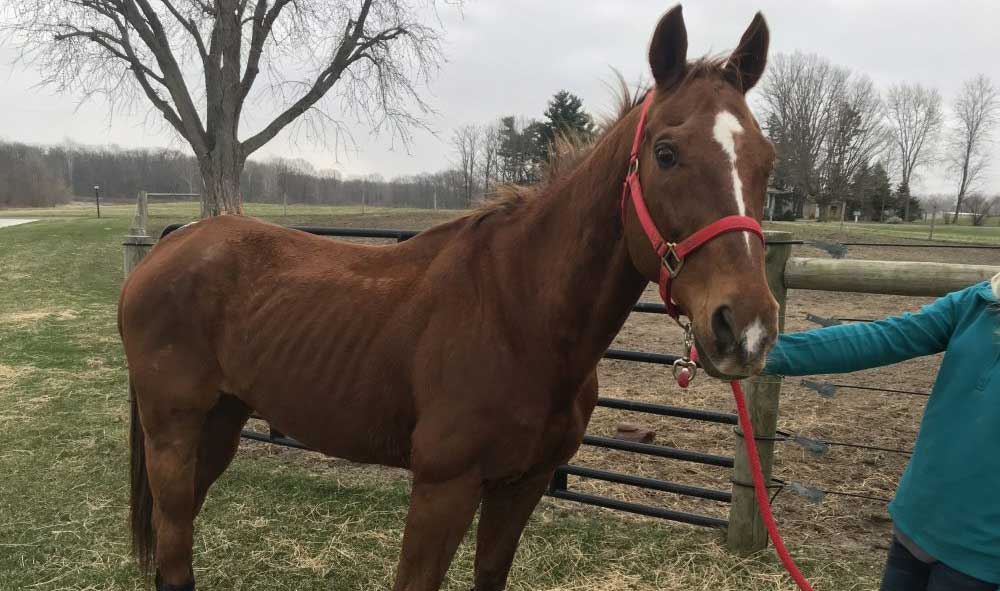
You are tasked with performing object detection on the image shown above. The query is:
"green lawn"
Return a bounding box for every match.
[764,220,1000,245]
[0,205,876,590]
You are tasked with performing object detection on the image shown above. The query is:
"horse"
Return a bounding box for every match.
[119,6,778,590]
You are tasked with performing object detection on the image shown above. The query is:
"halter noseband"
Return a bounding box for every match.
[620,90,765,320]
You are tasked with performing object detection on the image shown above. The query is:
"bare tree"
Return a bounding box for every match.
[886,83,943,220]
[759,53,889,221]
[4,0,442,217]
[963,193,999,227]
[451,124,480,205]
[758,53,848,204]
[947,74,999,223]
[819,75,890,218]
[478,120,502,195]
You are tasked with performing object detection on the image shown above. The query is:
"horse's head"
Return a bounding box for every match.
[623,6,778,379]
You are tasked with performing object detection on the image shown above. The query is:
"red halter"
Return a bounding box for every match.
[620,90,764,320]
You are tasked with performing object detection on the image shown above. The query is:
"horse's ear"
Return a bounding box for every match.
[725,12,769,93]
[648,5,688,90]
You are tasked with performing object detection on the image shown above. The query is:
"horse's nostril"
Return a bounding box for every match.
[712,306,738,355]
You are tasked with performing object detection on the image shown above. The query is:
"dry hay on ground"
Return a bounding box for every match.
[0,363,32,391]
[0,308,78,326]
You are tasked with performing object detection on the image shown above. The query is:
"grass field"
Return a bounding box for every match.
[776,221,1000,245]
[1,201,966,590]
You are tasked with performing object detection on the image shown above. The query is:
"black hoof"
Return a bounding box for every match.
[155,571,195,591]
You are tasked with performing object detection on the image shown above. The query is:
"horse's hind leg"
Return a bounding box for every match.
[135,374,221,590]
[143,411,206,590]
[471,470,553,591]
[393,471,483,591]
[194,394,251,515]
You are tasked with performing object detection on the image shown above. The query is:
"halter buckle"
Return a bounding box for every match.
[661,243,684,278]
[627,157,639,176]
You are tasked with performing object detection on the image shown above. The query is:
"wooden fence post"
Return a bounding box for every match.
[123,191,155,276]
[727,230,792,554]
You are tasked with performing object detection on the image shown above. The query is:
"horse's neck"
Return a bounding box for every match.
[510,120,649,375]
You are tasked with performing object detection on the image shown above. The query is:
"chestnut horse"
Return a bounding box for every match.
[120,6,777,590]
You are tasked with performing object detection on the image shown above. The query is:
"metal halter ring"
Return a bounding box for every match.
[661,243,684,278]
[672,357,698,381]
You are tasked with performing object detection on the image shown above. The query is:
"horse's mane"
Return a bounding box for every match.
[470,58,731,224]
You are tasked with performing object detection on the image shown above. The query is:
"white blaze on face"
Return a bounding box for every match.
[712,110,751,253]
[742,318,767,359]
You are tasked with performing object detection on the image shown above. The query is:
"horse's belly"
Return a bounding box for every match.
[241,379,415,469]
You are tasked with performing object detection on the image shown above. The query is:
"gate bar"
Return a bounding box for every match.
[597,397,737,425]
[556,464,732,502]
[582,435,734,468]
[547,489,727,528]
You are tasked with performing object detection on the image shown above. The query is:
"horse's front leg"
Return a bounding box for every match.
[393,470,483,591]
[471,470,554,591]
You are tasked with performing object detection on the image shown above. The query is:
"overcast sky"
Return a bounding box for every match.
[1,0,998,194]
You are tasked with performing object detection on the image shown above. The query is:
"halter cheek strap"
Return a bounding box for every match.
[620,90,765,319]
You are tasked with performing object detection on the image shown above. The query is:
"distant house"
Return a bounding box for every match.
[765,186,797,220]
[819,202,845,221]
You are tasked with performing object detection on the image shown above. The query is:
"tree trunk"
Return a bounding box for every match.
[199,152,245,218]
[903,175,911,221]
[953,148,972,224]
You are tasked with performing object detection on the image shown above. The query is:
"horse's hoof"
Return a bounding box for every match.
[155,571,195,591]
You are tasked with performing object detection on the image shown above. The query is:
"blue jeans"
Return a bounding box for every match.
[880,536,997,591]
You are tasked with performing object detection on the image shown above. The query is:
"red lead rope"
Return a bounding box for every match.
[731,378,815,591]
[621,90,815,591]
[686,336,813,590]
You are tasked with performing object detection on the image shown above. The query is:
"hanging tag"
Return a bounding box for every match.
[788,482,826,504]
[801,379,838,398]
[672,358,697,388]
[793,435,830,457]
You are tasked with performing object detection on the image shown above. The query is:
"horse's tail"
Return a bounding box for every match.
[129,381,155,574]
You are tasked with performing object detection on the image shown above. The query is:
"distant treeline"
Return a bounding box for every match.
[0,140,477,210]
[0,90,600,210]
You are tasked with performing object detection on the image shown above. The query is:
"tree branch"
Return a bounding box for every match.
[53,27,164,85]
[242,0,377,155]
[126,0,209,155]
[240,0,294,101]
[160,0,209,62]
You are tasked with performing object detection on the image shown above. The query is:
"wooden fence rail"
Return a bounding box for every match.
[785,257,1000,297]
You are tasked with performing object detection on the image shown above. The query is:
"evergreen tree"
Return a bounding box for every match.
[869,162,893,221]
[847,162,872,219]
[540,91,596,146]
[497,116,546,184]
[894,180,921,221]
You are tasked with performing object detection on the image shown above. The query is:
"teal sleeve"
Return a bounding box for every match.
[764,288,963,376]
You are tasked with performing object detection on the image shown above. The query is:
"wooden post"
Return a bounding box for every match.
[123,191,155,276]
[727,230,792,554]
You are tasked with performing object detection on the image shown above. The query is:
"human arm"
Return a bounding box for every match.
[764,289,964,376]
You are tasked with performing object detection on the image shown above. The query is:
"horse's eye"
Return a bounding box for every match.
[654,143,677,169]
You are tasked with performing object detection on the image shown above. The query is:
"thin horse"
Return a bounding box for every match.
[119,6,777,590]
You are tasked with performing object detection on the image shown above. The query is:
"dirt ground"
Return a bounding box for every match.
[240,211,997,571]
